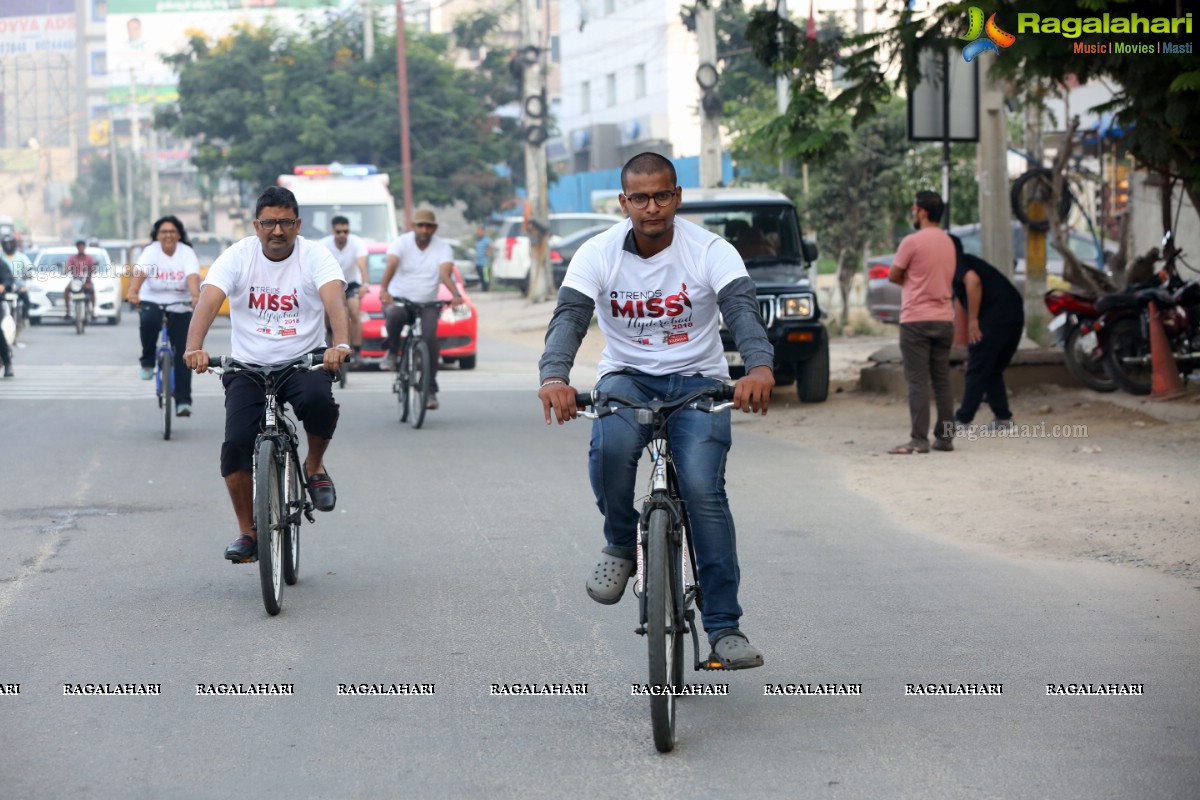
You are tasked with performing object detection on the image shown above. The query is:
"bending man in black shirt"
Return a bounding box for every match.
[950,235,1024,433]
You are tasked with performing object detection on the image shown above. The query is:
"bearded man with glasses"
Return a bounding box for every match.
[184,186,352,564]
[537,152,775,670]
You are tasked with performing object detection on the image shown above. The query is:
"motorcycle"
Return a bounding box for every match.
[1044,288,1116,392]
[1093,232,1200,395]
[67,277,88,335]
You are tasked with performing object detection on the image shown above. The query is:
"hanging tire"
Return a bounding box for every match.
[1010,168,1073,232]
[645,508,682,753]
[1102,316,1153,395]
[1063,325,1117,392]
[255,438,285,615]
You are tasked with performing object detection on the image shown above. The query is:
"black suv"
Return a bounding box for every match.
[677,189,829,402]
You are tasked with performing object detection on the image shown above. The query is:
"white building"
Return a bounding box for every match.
[558,0,702,172]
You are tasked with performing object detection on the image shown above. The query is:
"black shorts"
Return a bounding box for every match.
[345,282,361,300]
[220,362,339,477]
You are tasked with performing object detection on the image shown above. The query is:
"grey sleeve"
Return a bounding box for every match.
[538,286,595,383]
[717,276,774,372]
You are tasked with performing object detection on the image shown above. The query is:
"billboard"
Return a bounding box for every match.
[0,0,76,56]
[106,0,338,105]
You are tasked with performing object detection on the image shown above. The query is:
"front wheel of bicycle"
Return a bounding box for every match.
[281,448,301,586]
[407,338,431,430]
[646,507,683,753]
[255,437,285,615]
[159,350,173,440]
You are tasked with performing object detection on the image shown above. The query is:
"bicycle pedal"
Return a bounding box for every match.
[697,655,729,671]
[231,556,257,565]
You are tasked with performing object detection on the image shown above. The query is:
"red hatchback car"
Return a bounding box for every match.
[358,243,478,369]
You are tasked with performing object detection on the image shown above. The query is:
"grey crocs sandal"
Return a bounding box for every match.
[704,629,765,670]
[586,546,636,605]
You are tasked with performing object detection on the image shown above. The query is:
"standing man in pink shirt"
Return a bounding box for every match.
[887,191,956,454]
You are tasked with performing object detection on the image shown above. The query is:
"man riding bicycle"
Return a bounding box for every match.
[537,152,774,670]
[379,208,465,411]
[319,215,368,358]
[184,186,351,563]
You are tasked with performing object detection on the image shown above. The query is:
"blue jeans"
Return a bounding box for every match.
[588,371,742,641]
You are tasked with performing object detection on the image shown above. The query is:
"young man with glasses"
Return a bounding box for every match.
[886,191,956,455]
[184,186,351,563]
[378,208,465,411]
[319,216,369,358]
[537,151,774,670]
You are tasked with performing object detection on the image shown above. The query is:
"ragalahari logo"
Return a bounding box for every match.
[962,8,1016,62]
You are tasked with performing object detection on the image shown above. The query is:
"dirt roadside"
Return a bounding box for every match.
[478,292,1200,584]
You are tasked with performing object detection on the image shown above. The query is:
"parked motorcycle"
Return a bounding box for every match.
[1044,288,1117,392]
[1094,232,1200,395]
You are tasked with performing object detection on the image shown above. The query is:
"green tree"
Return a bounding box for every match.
[159,17,522,221]
[65,153,149,240]
[750,0,1200,227]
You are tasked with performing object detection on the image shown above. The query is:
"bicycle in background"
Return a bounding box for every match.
[389,298,448,430]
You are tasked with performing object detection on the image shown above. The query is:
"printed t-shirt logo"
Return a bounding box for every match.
[249,289,300,312]
[608,283,692,320]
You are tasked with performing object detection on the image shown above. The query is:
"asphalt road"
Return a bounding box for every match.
[1,312,1197,799]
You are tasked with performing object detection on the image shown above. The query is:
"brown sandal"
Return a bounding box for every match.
[888,443,928,455]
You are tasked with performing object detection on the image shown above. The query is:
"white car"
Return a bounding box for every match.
[27,246,123,325]
[490,212,622,292]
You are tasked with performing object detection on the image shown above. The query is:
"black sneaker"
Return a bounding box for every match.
[224,534,256,563]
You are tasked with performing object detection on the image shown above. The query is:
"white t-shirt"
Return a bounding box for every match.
[202,236,344,366]
[562,218,747,380]
[384,232,453,302]
[319,233,368,284]
[135,241,201,309]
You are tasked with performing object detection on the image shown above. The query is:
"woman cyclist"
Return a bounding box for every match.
[127,215,201,416]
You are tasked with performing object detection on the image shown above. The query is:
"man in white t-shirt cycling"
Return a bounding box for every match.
[378,208,465,411]
[184,186,351,564]
[319,215,368,357]
[537,152,775,670]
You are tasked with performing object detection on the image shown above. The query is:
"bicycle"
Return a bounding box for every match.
[389,298,448,429]
[577,382,736,753]
[140,301,185,440]
[207,354,323,616]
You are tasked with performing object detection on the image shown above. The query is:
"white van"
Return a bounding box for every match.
[277,164,398,245]
[491,212,622,291]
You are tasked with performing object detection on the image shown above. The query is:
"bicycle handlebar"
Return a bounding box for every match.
[576,383,736,419]
[206,354,327,375]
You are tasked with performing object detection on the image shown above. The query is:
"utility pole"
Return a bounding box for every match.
[363,0,374,61]
[109,109,122,237]
[521,0,551,301]
[126,69,138,241]
[395,0,415,230]
[776,0,790,181]
[696,3,721,188]
[148,122,160,224]
[977,55,1013,278]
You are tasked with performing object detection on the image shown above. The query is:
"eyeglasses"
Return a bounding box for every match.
[414,223,436,229]
[256,218,298,230]
[158,229,179,236]
[624,191,676,210]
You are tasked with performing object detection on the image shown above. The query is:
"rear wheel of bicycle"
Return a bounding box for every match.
[282,450,301,586]
[646,507,682,753]
[159,350,173,440]
[407,338,431,429]
[255,438,285,615]
[1103,316,1153,395]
